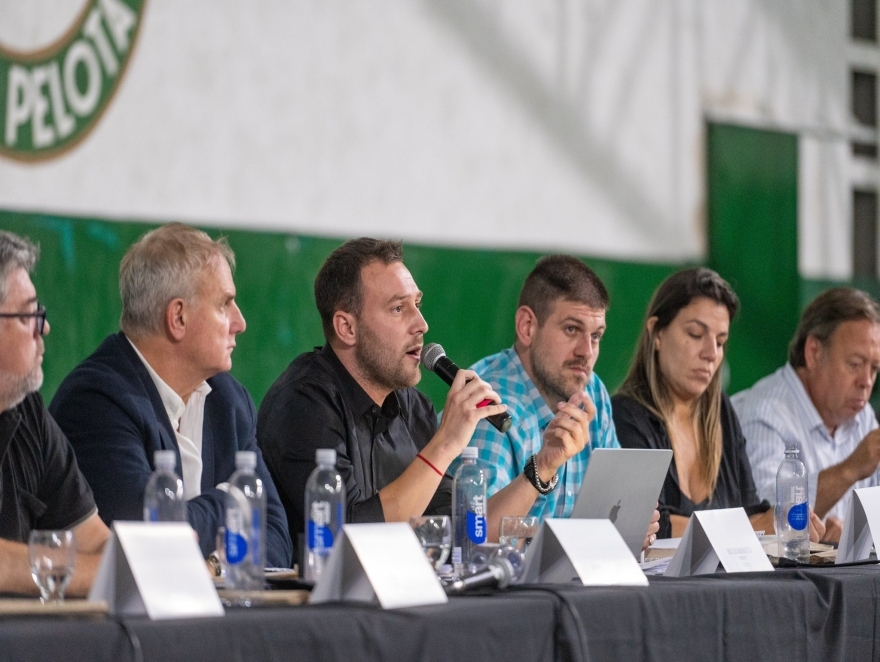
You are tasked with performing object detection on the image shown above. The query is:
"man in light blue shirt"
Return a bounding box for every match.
[732,288,880,542]
[466,256,622,522]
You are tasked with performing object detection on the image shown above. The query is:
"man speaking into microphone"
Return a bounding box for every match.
[258,238,591,550]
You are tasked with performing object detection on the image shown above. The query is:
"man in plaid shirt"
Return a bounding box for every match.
[467,256,634,526]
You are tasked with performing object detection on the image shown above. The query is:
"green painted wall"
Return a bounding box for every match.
[0,210,680,409]
[707,122,800,394]
[6,126,879,413]
[3,206,876,412]
[707,123,880,407]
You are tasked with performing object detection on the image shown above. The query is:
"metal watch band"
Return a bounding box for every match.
[524,454,558,495]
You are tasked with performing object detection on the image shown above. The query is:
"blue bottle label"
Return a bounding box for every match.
[308,521,334,550]
[788,501,808,531]
[225,529,248,564]
[308,500,335,551]
[147,508,158,522]
[467,510,487,544]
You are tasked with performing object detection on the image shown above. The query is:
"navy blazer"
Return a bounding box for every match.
[49,333,292,567]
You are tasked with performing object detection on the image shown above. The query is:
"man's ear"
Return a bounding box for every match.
[803,335,824,370]
[515,306,539,348]
[332,310,357,348]
[164,298,186,342]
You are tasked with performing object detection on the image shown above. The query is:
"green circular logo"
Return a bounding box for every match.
[0,0,147,162]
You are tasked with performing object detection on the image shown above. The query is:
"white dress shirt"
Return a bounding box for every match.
[127,338,211,500]
[732,363,880,522]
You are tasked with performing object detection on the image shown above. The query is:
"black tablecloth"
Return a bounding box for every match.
[555,567,880,661]
[1,567,879,662]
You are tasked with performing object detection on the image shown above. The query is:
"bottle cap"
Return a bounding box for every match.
[235,450,257,470]
[461,447,478,459]
[315,448,337,465]
[153,450,176,471]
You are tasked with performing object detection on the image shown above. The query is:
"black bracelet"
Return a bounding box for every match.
[523,454,558,495]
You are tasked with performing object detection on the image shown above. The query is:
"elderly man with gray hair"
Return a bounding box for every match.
[732,288,880,542]
[50,223,292,567]
[0,230,109,595]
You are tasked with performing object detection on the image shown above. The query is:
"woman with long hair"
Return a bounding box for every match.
[613,268,823,540]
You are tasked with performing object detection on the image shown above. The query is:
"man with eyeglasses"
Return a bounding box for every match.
[0,230,109,595]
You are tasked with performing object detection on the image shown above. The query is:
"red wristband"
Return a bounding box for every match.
[416,453,444,477]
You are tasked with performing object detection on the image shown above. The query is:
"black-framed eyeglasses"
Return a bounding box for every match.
[0,302,47,336]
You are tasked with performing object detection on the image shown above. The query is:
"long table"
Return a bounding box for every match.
[2,567,879,662]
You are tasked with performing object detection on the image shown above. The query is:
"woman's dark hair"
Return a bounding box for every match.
[618,268,738,498]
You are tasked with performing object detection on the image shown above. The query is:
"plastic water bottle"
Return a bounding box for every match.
[452,447,488,575]
[225,451,266,591]
[304,449,346,582]
[775,443,809,561]
[143,450,187,522]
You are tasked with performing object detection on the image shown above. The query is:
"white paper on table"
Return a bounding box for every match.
[310,523,447,609]
[666,508,772,577]
[522,519,647,586]
[89,521,224,620]
[639,557,671,574]
[649,537,681,550]
[837,486,880,563]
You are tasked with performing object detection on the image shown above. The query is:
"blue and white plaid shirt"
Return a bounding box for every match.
[460,347,619,521]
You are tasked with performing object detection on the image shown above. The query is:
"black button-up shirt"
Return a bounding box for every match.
[0,392,96,542]
[258,345,452,544]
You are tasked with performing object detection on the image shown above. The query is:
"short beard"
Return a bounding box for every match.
[0,364,42,411]
[355,323,421,394]
[530,344,590,406]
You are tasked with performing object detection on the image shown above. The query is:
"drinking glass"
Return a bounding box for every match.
[28,530,76,603]
[498,516,540,553]
[409,516,451,570]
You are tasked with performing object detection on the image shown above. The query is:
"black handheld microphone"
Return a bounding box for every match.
[444,557,514,595]
[420,343,512,433]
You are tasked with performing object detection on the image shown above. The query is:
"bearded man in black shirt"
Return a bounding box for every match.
[258,238,592,553]
[0,231,109,596]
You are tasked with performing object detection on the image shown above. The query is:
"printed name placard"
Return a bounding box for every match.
[837,486,880,563]
[521,519,647,586]
[665,508,773,577]
[89,521,224,619]
[310,523,447,609]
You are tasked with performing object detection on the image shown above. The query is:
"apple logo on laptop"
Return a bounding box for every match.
[609,499,622,523]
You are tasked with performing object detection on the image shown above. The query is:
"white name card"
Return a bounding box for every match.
[309,523,447,609]
[665,508,773,577]
[89,521,224,620]
[521,519,647,586]
[837,486,880,563]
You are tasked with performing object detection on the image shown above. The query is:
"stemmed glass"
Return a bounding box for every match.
[409,516,451,571]
[28,530,76,603]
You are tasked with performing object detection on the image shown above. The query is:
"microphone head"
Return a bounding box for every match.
[420,343,447,372]
[489,556,514,589]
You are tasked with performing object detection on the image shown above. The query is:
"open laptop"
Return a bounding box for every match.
[570,448,673,557]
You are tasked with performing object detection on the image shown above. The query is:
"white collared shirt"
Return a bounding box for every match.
[732,363,880,521]
[127,338,212,500]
